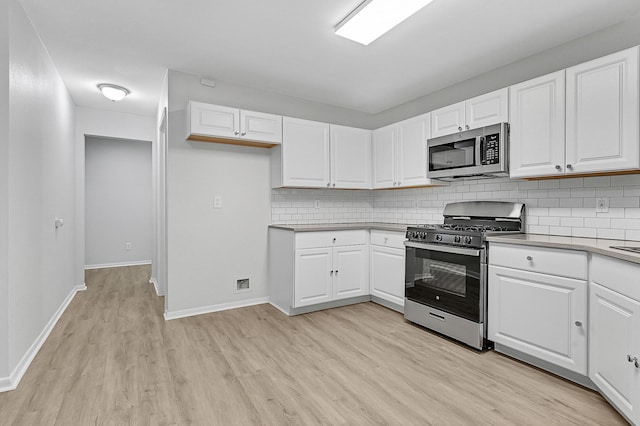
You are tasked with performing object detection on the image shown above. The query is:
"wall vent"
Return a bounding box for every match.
[235,278,250,293]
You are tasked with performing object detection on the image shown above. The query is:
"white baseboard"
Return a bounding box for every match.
[149,277,162,296]
[84,260,151,270]
[0,283,86,393]
[268,301,291,316]
[164,297,269,321]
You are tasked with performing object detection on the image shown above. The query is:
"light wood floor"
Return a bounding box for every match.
[0,265,627,425]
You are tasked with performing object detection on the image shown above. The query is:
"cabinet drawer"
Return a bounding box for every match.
[370,230,406,249]
[489,243,587,280]
[295,230,367,249]
[590,254,640,301]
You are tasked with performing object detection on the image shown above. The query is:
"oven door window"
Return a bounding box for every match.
[429,138,476,171]
[405,247,481,322]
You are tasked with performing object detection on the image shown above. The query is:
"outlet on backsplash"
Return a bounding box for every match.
[596,197,609,213]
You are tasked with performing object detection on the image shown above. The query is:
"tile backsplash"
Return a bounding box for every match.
[272,174,640,241]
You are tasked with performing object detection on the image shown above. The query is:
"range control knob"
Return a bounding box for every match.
[464,236,473,244]
[454,235,461,243]
[435,234,442,242]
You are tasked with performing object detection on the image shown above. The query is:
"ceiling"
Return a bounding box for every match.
[18,0,640,117]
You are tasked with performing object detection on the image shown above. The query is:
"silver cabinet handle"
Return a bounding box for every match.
[458,126,462,132]
[333,238,336,243]
[330,270,334,276]
[555,165,561,170]
[566,164,573,169]
[628,355,640,368]
[335,270,338,275]
[575,321,582,327]
[397,181,401,185]
[241,131,246,136]
[326,183,330,187]
[526,256,533,261]
[465,124,470,130]
[332,183,336,187]
[234,130,240,135]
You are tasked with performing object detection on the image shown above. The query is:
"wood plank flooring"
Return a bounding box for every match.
[0,265,627,425]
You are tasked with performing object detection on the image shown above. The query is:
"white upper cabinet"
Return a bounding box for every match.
[509,71,566,178]
[373,113,432,189]
[330,124,371,189]
[186,101,282,147]
[566,46,639,174]
[372,124,397,188]
[278,117,331,188]
[397,114,431,187]
[431,88,509,138]
[273,118,371,189]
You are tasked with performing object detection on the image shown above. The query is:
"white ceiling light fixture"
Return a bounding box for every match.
[97,83,130,101]
[335,0,434,46]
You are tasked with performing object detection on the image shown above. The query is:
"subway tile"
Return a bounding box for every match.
[528,207,549,217]
[519,181,539,190]
[549,226,572,236]
[559,178,584,188]
[527,216,539,225]
[561,217,584,227]
[584,218,611,228]
[572,228,597,238]
[463,192,478,200]
[611,175,640,186]
[538,198,560,208]
[583,176,611,187]
[570,187,595,198]
[528,189,548,198]
[596,208,625,218]
[484,183,502,191]
[551,208,573,217]
[610,197,640,208]
[625,208,640,218]
[571,208,596,218]
[527,225,549,234]
[611,218,640,230]
[596,187,623,197]
[559,198,583,208]
[538,180,560,189]
[597,228,625,240]
[548,189,571,198]
[625,230,640,241]
[624,186,640,196]
[500,182,519,190]
[539,216,560,226]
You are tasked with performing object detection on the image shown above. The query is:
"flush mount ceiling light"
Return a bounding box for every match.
[97,83,130,102]
[335,0,434,46]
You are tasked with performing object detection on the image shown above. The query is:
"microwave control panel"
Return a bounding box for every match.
[481,134,500,165]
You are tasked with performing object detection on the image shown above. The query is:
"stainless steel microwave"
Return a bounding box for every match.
[427,123,509,180]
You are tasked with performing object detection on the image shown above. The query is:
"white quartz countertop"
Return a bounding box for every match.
[486,233,640,264]
[269,223,411,233]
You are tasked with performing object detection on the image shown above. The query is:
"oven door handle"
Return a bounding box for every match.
[404,241,480,257]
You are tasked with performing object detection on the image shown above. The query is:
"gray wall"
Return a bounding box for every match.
[85,136,152,268]
[4,0,76,384]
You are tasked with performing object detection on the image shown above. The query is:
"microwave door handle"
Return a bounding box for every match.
[475,136,483,166]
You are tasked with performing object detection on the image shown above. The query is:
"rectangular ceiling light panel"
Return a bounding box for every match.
[335,0,434,45]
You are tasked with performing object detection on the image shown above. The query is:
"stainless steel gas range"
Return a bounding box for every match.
[404,201,525,350]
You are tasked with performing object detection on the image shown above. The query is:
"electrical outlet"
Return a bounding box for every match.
[125,242,132,251]
[314,200,320,209]
[213,196,222,209]
[596,197,609,213]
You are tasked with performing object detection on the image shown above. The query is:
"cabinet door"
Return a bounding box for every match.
[240,110,282,144]
[397,113,430,187]
[590,282,640,423]
[465,88,509,130]
[430,101,465,137]
[294,248,333,307]
[509,71,566,178]
[333,245,368,300]
[488,265,587,374]
[282,117,331,188]
[330,125,371,189]
[370,245,405,306]
[372,124,397,188]
[189,102,239,139]
[566,46,639,174]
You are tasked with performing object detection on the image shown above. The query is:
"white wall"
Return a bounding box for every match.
[152,71,168,297]
[75,107,156,281]
[85,137,152,267]
[3,0,76,388]
[0,0,10,383]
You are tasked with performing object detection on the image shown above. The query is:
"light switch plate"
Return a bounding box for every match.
[214,196,222,209]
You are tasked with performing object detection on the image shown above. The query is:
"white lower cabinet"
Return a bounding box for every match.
[488,243,588,374]
[293,230,368,308]
[369,230,406,308]
[589,254,640,425]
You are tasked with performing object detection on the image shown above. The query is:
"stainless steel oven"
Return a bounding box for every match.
[403,201,525,350]
[404,242,487,349]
